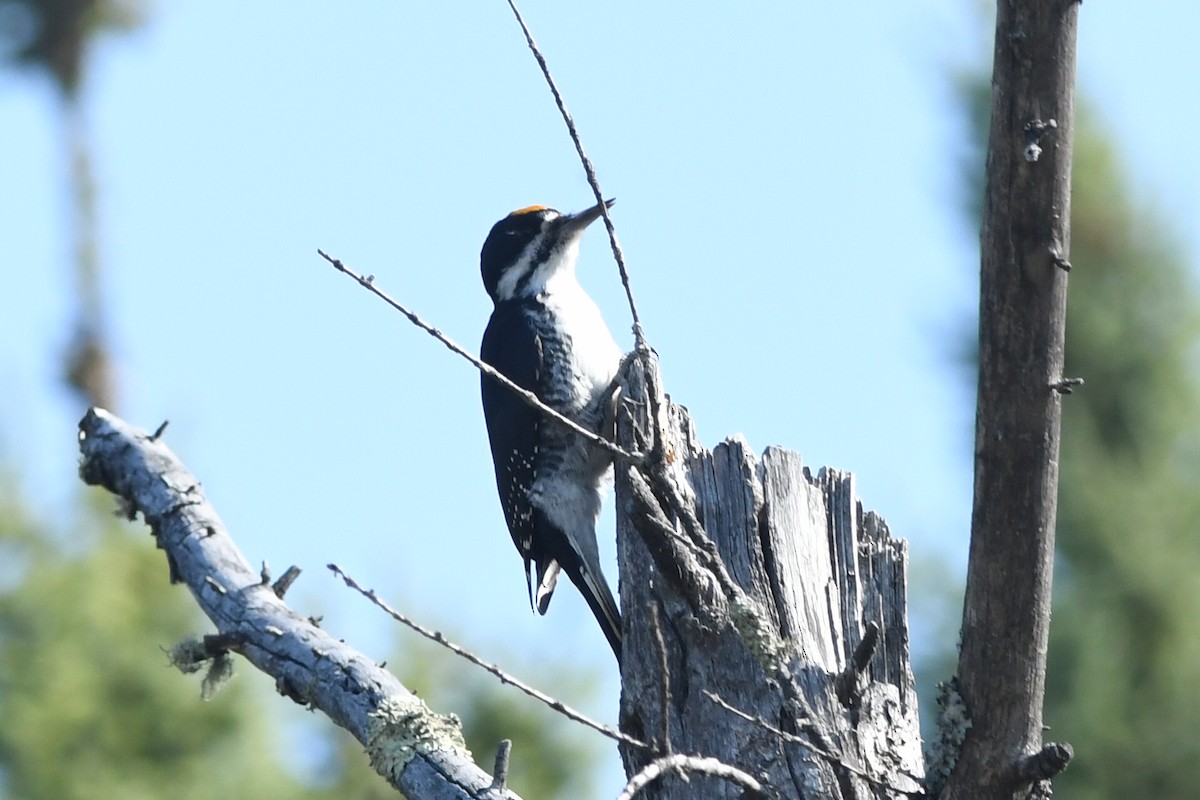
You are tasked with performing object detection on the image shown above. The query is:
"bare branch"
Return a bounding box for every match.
[318,249,641,466]
[77,408,522,800]
[330,563,650,752]
[616,754,765,800]
[504,0,646,350]
[702,690,922,793]
[702,690,841,763]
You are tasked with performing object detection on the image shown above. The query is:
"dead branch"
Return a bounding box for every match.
[616,754,766,800]
[77,408,521,800]
[946,1,1079,797]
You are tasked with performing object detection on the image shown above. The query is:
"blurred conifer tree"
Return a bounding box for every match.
[947,62,1200,800]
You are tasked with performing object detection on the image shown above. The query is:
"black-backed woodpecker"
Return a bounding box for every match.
[479,200,623,661]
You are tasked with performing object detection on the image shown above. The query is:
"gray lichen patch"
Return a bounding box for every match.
[167,636,235,700]
[366,696,469,783]
[730,594,785,673]
[169,637,209,674]
[924,677,973,796]
[200,651,235,700]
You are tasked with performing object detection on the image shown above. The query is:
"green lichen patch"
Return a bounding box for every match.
[365,695,469,783]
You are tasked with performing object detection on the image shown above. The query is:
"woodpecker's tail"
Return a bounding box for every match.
[530,558,560,614]
[533,554,622,663]
[567,564,622,665]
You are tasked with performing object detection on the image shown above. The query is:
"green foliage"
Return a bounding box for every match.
[0,483,608,800]
[1043,116,1200,800]
[0,490,310,800]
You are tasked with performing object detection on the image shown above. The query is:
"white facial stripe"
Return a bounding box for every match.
[494,234,541,301]
[493,211,582,302]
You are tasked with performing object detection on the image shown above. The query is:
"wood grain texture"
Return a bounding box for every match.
[616,358,921,799]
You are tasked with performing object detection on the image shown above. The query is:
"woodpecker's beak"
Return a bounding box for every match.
[556,198,615,238]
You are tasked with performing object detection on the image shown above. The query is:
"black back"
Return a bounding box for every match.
[480,300,544,564]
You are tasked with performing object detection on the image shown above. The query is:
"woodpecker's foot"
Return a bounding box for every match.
[597,352,638,443]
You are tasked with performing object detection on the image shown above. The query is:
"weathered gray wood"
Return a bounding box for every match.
[76,379,925,800]
[77,408,519,800]
[616,358,922,799]
[944,1,1079,797]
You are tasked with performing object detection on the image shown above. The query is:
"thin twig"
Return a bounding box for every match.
[318,249,641,465]
[703,691,844,766]
[328,563,650,752]
[702,691,922,793]
[616,754,765,800]
[504,0,646,351]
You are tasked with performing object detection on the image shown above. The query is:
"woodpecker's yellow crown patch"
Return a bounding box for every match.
[510,205,549,216]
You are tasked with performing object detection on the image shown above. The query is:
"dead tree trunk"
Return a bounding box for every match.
[943,2,1078,798]
[613,357,923,798]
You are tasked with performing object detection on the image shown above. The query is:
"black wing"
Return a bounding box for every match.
[480,302,550,603]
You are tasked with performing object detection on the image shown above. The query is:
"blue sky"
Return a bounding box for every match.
[2,2,1198,793]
